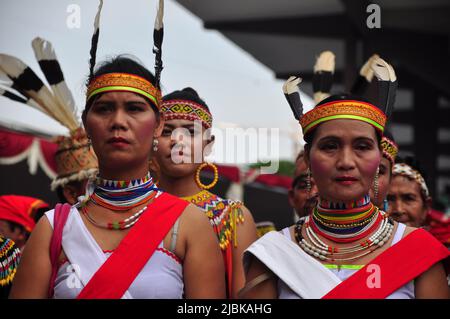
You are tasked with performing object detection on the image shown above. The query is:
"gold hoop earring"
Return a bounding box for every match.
[195,162,219,190]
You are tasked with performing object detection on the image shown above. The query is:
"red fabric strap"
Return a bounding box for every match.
[77,192,189,299]
[223,245,233,298]
[48,203,72,298]
[323,228,450,299]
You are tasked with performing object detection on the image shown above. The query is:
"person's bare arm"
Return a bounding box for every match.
[231,206,258,299]
[9,216,53,298]
[182,204,226,298]
[400,226,450,298]
[239,255,277,299]
[414,261,450,299]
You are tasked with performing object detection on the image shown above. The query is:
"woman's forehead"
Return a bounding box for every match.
[391,175,422,195]
[164,119,202,128]
[314,119,377,140]
[95,91,148,103]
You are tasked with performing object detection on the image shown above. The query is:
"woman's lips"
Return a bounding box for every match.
[335,176,358,185]
[107,137,130,147]
[169,150,192,163]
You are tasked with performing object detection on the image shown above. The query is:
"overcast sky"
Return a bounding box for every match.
[0,0,315,164]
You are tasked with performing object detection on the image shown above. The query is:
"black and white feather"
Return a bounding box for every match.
[0,71,44,111]
[313,51,335,104]
[371,57,397,120]
[0,39,79,131]
[32,37,77,123]
[282,76,303,120]
[351,54,379,96]
[89,0,104,79]
[153,0,164,88]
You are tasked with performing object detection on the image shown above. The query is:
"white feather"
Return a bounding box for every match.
[32,37,78,129]
[94,0,104,32]
[314,51,335,73]
[314,92,330,104]
[0,68,46,112]
[360,54,380,82]
[371,57,397,82]
[283,76,302,95]
[0,54,75,129]
[155,0,164,30]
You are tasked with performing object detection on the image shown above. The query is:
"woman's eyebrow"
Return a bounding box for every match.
[317,135,340,143]
[354,137,375,143]
[125,101,148,105]
[92,100,114,106]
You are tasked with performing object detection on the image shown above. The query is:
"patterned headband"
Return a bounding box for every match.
[380,136,398,165]
[86,73,162,109]
[161,99,212,129]
[300,100,387,138]
[392,163,429,198]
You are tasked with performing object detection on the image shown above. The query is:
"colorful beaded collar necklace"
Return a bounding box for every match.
[311,195,382,243]
[89,173,159,211]
[294,194,394,262]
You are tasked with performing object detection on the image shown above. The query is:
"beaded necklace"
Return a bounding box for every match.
[80,172,159,230]
[89,173,158,211]
[294,213,394,262]
[0,237,21,287]
[311,195,382,243]
[294,194,394,263]
[182,190,244,250]
[81,205,148,230]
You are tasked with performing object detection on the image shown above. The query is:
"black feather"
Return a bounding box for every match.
[89,29,100,79]
[10,67,44,93]
[285,92,303,121]
[37,60,64,85]
[313,70,333,95]
[153,28,164,89]
[1,88,28,104]
[378,80,397,120]
[351,75,370,96]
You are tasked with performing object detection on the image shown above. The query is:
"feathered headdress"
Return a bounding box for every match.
[0,38,98,190]
[85,0,165,107]
[350,54,379,96]
[313,51,335,104]
[283,50,397,139]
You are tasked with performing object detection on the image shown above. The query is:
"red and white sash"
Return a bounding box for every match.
[47,192,189,299]
[244,228,449,299]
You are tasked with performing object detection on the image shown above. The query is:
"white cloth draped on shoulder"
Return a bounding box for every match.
[243,230,342,299]
[46,206,134,299]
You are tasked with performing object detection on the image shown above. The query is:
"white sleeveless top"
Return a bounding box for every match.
[45,207,184,299]
[277,223,415,299]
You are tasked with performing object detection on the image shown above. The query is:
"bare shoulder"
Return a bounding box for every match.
[27,213,54,248]
[180,203,210,225]
[178,203,214,240]
[240,205,254,219]
[237,205,257,231]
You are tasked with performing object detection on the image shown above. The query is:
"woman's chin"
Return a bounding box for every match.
[325,188,367,202]
[161,162,196,178]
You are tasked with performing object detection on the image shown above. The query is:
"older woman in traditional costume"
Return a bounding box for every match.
[241,52,449,299]
[387,157,432,228]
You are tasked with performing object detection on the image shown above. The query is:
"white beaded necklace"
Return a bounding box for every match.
[295,212,394,262]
